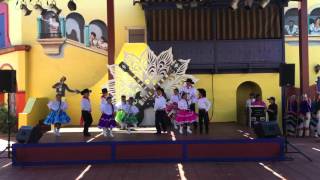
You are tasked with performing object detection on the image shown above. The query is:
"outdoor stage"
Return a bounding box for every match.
[12,123,285,166]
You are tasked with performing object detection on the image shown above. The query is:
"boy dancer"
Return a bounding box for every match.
[81,89,92,137]
[197,89,211,134]
[154,87,168,135]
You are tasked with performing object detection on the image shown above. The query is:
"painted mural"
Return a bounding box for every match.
[25,0,109,55]
[284,7,320,36]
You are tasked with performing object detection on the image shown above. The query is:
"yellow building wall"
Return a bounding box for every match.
[285,0,320,88]
[195,74,281,123]
[114,43,282,124]
[114,0,146,57]
[5,1,318,126]
[5,0,109,126]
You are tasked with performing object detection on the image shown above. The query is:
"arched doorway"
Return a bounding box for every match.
[236,81,262,126]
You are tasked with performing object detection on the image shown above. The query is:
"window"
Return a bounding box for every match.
[127,27,146,43]
[66,13,85,43]
[284,8,299,36]
[310,8,320,36]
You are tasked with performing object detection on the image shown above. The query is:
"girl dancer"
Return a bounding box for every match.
[81,89,92,137]
[180,78,198,129]
[44,94,70,136]
[98,96,117,137]
[124,97,139,133]
[176,92,198,134]
[166,88,180,129]
[197,89,211,134]
[115,95,128,129]
[299,94,312,137]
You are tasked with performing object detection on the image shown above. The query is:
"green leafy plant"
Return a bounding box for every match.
[0,106,18,134]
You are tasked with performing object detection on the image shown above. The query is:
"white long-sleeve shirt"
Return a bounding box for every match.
[116,101,128,111]
[170,94,180,104]
[101,103,114,115]
[178,99,189,110]
[197,97,211,112]
[81,98,91,112]
[154,96,167,111]
[48,100,67,111]
[180,86,197,104]
[126,104,139,115]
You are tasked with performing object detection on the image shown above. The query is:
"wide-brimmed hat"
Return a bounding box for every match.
[185,78,194,84]
[101,88,108,94]
[81,88,92,95]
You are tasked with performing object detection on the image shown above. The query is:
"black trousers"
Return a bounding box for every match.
[155,110,167,134]
[198,109,209,134]
[190,103,197,129]
[82,110,93,135]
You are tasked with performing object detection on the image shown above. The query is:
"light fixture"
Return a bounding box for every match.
[176,2,183,9]
[68,0,77,11]
[230,0,240,10]
[190,1,198,8]
[259,0,270,9]
[244,0,254,9]
[49,0,62,15]
[34,1,48,16]
[20,3,32,16]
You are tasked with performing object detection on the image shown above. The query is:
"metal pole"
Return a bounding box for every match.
[7,93,11,158]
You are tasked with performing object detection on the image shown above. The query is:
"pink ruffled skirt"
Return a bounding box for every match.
[175,110,198,125]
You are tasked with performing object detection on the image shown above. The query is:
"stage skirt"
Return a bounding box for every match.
[124,115,138,125]
[166,103,178,121]
[115,110,126,123]
[44,111,71,125]
[175,110,198,125]
[98,114,116,129]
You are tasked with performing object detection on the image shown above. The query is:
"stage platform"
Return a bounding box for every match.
[12,123,285,166]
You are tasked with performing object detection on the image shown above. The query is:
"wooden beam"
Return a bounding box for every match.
[298,0,309,95]
[107,0,115,79]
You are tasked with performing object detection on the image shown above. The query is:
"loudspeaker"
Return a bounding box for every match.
[16,125,42,144]
[254,121,281,138]
[279,64,295,87]
[0,70,17,93]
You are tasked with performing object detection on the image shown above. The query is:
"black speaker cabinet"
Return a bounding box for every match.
[0,70,17,93]
[279,64,295,87]
[16,125,42,144]
[254,121,281,138]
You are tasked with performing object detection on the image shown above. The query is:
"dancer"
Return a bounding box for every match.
[299,94,312,137]
[197,89,211,134]
[44,94,70,136]
[154,87,168,135]
[176,92,198,134]
[313,94,320,137]
[52,76,80,97]
[98,96,117,137]
[123,97,139,133]
[115,95,128,129]
[180,78,198,130]
[166,88,180,129]
[81,89,92,137]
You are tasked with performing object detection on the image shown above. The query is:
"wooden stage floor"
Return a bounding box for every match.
[39,122,256,143]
